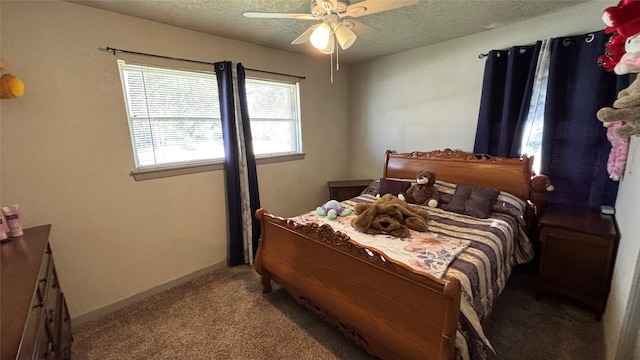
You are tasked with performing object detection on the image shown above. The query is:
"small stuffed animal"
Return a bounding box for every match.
[399,170,440,208]
[316,200,352,220]
[597,76,640,137]
[529,174,554,209]
[0,60,24,99]
[605,121,630,181]
[351,194,430,238]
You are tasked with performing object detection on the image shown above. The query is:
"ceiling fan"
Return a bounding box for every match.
[243,0,419,55]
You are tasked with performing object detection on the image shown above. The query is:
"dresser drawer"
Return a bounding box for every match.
[36,250,52,304]
[59,296,72,360]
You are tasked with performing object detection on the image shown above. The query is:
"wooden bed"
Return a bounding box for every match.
[254,149,548,360]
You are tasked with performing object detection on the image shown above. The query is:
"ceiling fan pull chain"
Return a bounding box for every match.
[330,48,334,83]
[336,35,340,71]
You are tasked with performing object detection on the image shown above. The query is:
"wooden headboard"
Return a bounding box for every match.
[383,149,534,201]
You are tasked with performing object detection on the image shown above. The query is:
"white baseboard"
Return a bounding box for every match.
[71,260,227,328]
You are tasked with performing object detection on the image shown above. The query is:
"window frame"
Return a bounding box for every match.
[116,60,305,181]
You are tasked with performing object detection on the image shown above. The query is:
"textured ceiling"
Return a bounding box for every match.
[67,0,592,64]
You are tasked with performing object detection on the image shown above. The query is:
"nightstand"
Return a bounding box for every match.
[327,179,374,201]
[536,203,619,320]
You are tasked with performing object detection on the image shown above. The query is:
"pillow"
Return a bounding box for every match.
[378,178,412,196]
[433,180,457,205]
[360,180,380,196]
[445,184,500,218]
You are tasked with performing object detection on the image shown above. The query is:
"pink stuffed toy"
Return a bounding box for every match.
[614,51,640,74]
[605,121,630,181]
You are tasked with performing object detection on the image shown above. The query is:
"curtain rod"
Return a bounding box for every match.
[99,46,306,80]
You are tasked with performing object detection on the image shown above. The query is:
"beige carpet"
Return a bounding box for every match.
[72,265,605,359]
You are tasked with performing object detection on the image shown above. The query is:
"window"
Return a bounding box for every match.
[244,79,301,156]
[117,60,302,174]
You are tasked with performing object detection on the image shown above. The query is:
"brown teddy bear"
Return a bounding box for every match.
[399,170,440,208]
[529,174,554,216]
[351,194,430,238]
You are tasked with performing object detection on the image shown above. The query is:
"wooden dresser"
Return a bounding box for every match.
[1,225,72,359]
[537,204,619,320]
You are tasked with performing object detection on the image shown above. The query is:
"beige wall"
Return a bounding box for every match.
[348,1,640,359]
[0,0,350,319]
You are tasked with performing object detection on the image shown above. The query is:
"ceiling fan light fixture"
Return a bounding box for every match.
[310,23,332,50]
[318,33,335,54]
[334,23,357,50]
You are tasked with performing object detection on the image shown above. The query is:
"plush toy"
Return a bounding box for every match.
[398,170,440,208]
[529,174,554,208]
[0,60,24,99]
[351,194,430,238]
[316,200,352,220]
[605,121,630,180]
[599,33,628,72]
[602,0,640,30]
[597,76,640,137]
[614,51,640,74]
[599,0,640,72]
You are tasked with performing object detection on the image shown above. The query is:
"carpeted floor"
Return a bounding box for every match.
[72,265,605,359]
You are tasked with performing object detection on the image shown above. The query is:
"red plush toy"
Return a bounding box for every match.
[599,0,640,72]
[602,0,640,29]
[599,33,628,71]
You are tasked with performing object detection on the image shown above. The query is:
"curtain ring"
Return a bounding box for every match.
[563,38,572,47]
[585,34,595,43]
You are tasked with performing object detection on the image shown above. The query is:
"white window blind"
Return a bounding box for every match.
[245,79,301,156]
[117,60,302,172]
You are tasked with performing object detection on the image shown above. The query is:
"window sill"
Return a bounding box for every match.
[256,152,305,165]
[130,153,305,181]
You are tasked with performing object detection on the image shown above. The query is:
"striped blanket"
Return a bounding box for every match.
[293,187,534,360]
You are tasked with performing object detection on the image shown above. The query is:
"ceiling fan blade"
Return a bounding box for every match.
[343,19,378,40]
[243,12,318,20]
[291,24,320,44]
[345,0,418,17]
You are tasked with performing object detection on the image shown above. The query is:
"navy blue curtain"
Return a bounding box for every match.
[541,31,629,208]
[215,61,244,266]
[474,43,542,157]
[236,63,261,258]
[215,61,262,265]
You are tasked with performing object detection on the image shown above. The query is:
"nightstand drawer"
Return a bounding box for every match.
[543,226,613,247]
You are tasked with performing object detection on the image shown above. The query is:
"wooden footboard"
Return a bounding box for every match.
[254,209,461,360]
